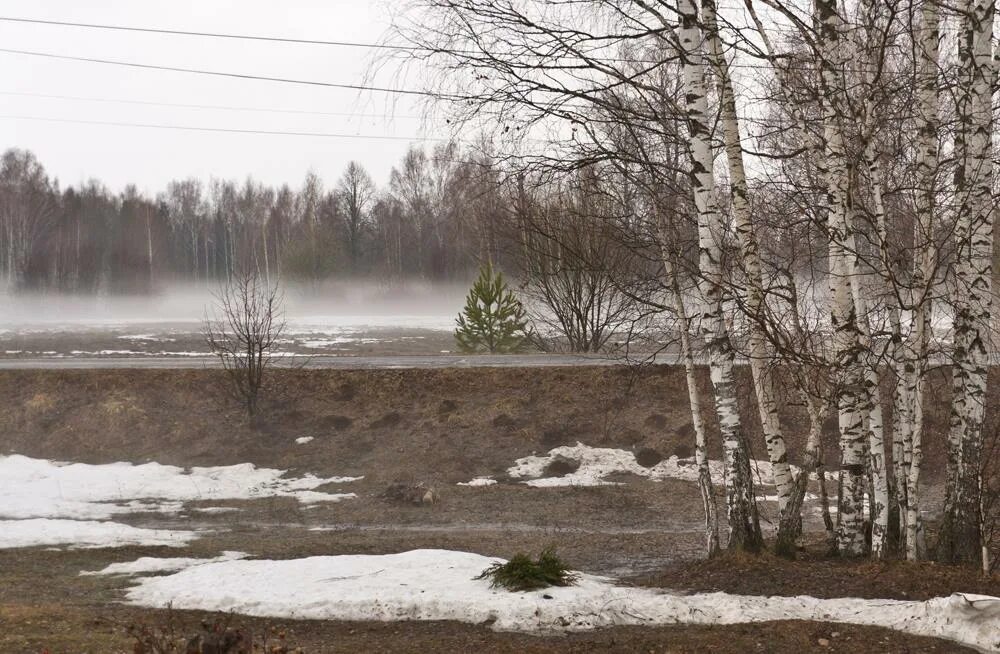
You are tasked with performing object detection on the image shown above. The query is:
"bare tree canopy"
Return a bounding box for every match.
[204,268,286,421]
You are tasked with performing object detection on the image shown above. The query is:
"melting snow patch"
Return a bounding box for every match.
[0,454,361,548]
[82,551,248,576]
[0,519,197,549]
[120,549,1000,652]
[508,444,802,488]
[458,477,498,487]
[0,454,361,521]
[119,334,177,342]
[299,337,380,348]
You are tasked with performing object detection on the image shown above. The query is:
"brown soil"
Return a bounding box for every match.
[635,546,1000,600]
[0,365,961,481]
[0,366,993,653]
[0,604,973,653]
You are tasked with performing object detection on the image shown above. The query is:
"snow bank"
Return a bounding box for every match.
[82,551,248,576]
[0,519,197,549]
[122,549,1000,652]
[0,454,361,521]
[508,443,802,488]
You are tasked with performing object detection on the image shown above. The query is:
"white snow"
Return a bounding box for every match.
[0,454,361,548]
[458,477,498,487]
[0,519,197,549]
[0,454,361,521]
[121,549,1000,652]
[119,334,177,342]
[295,437,315,445]
[508,444,802,488]
[299,337,380,348]
[82,551,248,576]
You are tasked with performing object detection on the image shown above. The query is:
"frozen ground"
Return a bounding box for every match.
[117,549,1000,651]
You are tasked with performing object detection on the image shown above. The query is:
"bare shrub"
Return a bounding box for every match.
[381,482,440,504]
[126,613,301,653]
[204,268,286,422]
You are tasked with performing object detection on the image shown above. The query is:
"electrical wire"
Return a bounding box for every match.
[0,90,422,120]
[0,114,455,141]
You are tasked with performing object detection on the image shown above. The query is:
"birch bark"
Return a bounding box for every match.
[941,0,994,565]
[701,0,795,518]
[663,236,721,557]
[901,0,940,561]
[678,0,761,551]
[815,0,868,557]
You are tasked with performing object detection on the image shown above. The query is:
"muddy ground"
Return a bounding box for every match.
[0,366,995,652]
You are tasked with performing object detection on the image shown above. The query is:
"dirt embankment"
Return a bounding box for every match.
[0,365,961,482]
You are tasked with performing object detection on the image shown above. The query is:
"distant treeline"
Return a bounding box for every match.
[0,145,511,293]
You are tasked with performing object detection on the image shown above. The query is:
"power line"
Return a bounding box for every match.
[0,13,849,66]
[0,43,895,95]
[0,16,648,65]
[0,114,454,141]
[0,47,449,98]
[0,90,423,120]
[0,15,417,50]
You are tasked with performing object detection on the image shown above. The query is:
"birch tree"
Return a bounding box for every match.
[939,0,995,566]
[897,0,940,562]
[679,0,762,550]
[701,0,795,522]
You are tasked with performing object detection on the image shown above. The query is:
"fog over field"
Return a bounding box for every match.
[0,280,466,328]
[0,281,466,357]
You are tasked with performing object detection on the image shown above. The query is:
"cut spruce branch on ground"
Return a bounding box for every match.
[475,548,578,591]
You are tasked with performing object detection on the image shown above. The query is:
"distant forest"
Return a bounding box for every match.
[0,144,513,293]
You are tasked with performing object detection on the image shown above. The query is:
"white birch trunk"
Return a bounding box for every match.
[702,0,795,517]
[844,203,890,559]
[891,0,940,563]
[678,0,761,551]
[815,0,867,557]
[942,0,994,565]
[663,243,721,557]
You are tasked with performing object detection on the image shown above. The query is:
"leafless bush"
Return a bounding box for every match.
[204,268,285,422]
[515,180,647,353]
[125,612,301,653]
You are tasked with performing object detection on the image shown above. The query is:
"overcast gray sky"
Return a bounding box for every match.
[0,1,434,194]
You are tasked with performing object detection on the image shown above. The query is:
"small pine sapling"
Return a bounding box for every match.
[455,264,530,353]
